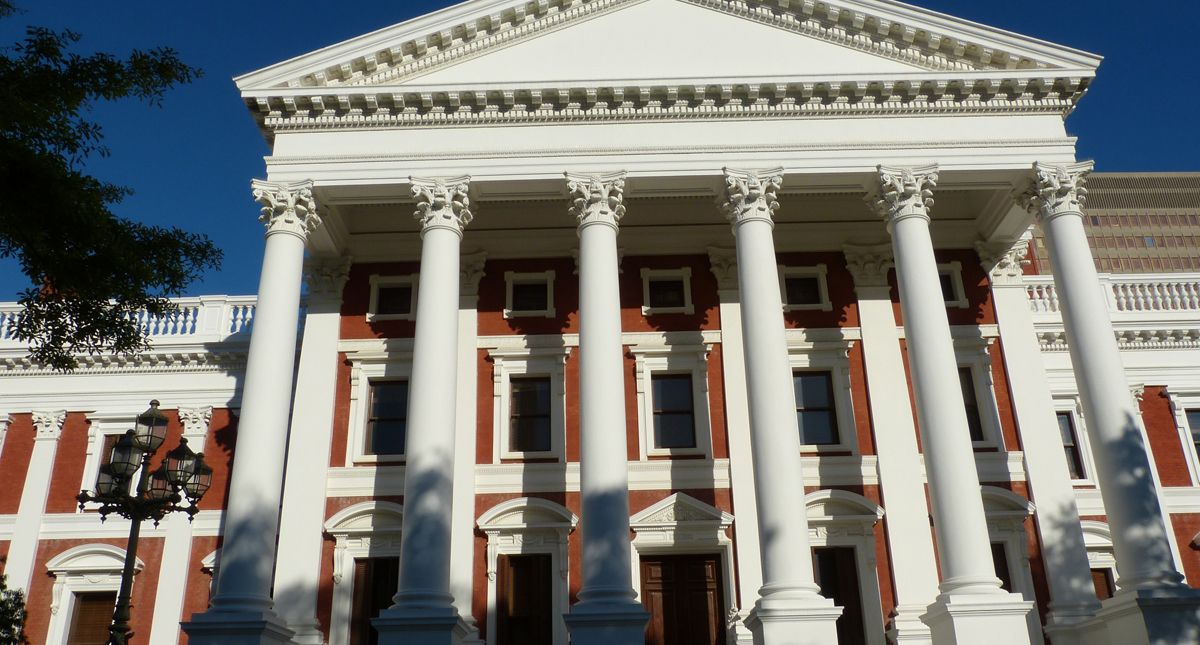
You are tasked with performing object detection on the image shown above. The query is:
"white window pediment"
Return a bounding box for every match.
[45,544,143,645]
[324,501,406,645]
[630,493,733,531]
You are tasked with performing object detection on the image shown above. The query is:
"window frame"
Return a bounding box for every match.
[640,267,694,316]
[1052,398,1098,486]
[363,380,410,460]
[489,346,568,462]
[631,342,713,459]
[954,339,1005,450]
[937,261,969,309]
[367,274,418,322]
[982,486,1042,643]
[804,490,887,645]
[504,270,556,319]
[1166,389,1200,486]
[347,357,413,465]
[45,544,141,645]
[778,264,833,312]
[786,336,858,454]
[324,501,405,645]
[80,411,144,510]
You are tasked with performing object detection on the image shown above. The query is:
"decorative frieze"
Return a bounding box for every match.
[842,243,893,289]
[1017,161,1094,222]
[32,410,66,441]
[412,175,473,235]
[868,164,939,227]
[252,179,321,239]
[976,231,1033,287]
[718,167,783,228]
[566,171,627,230]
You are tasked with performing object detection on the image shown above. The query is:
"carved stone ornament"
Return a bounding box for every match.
[32,410,66,441]
[304,255,353,301]
[411,175,473,235]
[252,179,321,238]
[1017,161,1094,221]
[869,164,939,227]
[460,250,488,297]
[976,230,1032,287]
[843,243,893,289]
[178,406,213,439]
[718,167,783,228]
[706,246,738,291]
[566,171,627,230]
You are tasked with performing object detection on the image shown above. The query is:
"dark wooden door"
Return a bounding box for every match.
[68,591,117,645]
[813,546,867,645]
[349,556,400,645]
[640,554,724,645]
[496,553,553,645]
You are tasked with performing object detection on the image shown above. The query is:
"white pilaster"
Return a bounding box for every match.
[183,179,321,645]
[706,247,759,645]
[871,165,1033,645]
[561,172,650,645]
[451,250,487,645]
[6,410,65,592]
[375,176,473,645]
[720,168,841,645]
[978,233,1101,644]
[275,256,352,644]
[1020,162,1200,645]
[842,244,937,645]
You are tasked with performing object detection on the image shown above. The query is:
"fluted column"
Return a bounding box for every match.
[1020,162,1200,644]
[184,180,321,645]
[871,165,1032,645]
[376,177,474,645]
[561,172,649,645]
[720,168,841,645]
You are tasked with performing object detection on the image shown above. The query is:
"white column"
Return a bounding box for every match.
[843,244,938,645]
[1020,162,1200,644]
[706,247,760,645]
[719,168,841,645]
[183,180,319,645]
[273,256,351,644]
[561,172,649,645]
[375,177,473,645]
[148,406,214,645]
[6,411,64,592]
[978,233,1101,644]
[871,165,1033,645]
[451,250,487,645]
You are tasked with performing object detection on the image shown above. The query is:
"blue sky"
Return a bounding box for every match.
[1,0,1196,299]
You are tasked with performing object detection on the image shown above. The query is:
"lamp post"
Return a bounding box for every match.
[76,400,214,645]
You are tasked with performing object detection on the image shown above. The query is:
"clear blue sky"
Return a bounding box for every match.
[1,0,1196,299]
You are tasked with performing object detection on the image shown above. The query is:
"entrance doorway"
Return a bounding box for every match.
[496,553,554,645]
[640,553,725,645]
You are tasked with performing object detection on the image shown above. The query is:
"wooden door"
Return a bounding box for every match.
[496,553,553,645]
[813,546,867,645]
[640,554,724,645]
[67,591,117,645]
[349,556,400,645]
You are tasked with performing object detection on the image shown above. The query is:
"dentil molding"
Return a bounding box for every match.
[411,175,473,235]
[252,179,322,239]
[719,167,783,228]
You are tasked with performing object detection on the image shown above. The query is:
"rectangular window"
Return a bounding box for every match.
[795,371,838,446]
[68,591,117,645]
[375,285,413,316]
[785,276,822,306]
[652,374,696,449]
[991,542,1014,592]
[1057,412,1086,480]
[1186,410,1200,461]
[350,557,400,645]
[1091,568,1116,601]
[366,381,408,456]
[497,554,554,645]
[812,547,867,645]
[510,377,552,453]
[505,271,556,318]
[647,277,687,309]
[938,272,956,302]
[958,367,985,443]
[511,281,548,312]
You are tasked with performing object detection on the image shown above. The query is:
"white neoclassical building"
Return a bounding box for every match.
[4,1,1200,645]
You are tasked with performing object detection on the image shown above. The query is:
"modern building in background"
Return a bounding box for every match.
[2,1,1200,645]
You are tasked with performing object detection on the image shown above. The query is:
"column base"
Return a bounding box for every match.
[288,623,325,645]
[886,603,934,644]
[730,608,755,645]
[373,603,470,645]
[1041,600,1102,645]
[920,592,1034,645]
[1076,587,1200,645]
[745,588,842,645]
[181,607,295,645]
[563,599,650,645]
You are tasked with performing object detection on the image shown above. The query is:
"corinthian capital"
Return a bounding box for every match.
[1017,161,1093,221]
[304,255,353,302]
[976,231,1032,287]
[412,176,473,235]
[868,164,939,227]
[253,179,321,239]
[566,171,627,230]
[843,244,893,289]
[719,167,783,228]
[32,410,66,441]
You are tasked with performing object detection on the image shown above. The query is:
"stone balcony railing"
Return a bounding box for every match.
[0,296,258,349]
[1025,273,1200,324]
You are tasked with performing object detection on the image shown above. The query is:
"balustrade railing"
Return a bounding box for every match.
[1025,274,1200,317]
[0,296,258,345]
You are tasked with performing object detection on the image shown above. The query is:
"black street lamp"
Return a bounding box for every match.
[76,400,214,645]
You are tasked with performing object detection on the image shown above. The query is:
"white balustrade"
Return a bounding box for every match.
[1026,273,1200,318]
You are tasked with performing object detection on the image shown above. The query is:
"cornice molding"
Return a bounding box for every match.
[566,171,627,231]
[252,179,322,239]
[411,175,473,235]
[0,350,248,376]
[719,167,783,229]
[1037,328,1200,353]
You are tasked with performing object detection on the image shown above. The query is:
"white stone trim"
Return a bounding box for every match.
[488,345,569,462]
[1080,521,1119,590]
[477,497,577,645]
[324,501,405,645]
[1051,396,1099,487]
[779,264,833,312]
[786,336,858,454]
[201,549,220,598]
[629,340,713,459]
[367,273,418,322]
[805,489,887,645]
[346,355,413,465]
[45,543,143,645]
[981,486,1043,643]
[955,337,1006,449]
[1165,388,1200,487]
[0,413,9,461]
[938,261,969,308]
[640,267,694,316]
[79,409,143,510]
[504,270,556,319]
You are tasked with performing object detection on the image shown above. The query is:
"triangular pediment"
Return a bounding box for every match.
[630,493,733,526]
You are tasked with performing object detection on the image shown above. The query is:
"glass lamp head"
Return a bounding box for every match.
[132,399,169,453]
[108,431,143,478]
[164,438,198,486]
[147,466,173,502]
[95,464,122,497]
[184,455,213,501]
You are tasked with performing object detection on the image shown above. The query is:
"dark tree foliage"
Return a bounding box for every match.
[0,568,27,644]
[0,1,222,371]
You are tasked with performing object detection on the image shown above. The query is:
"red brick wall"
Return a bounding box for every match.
[0,414,34,514]
[1139,386,1193,488]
